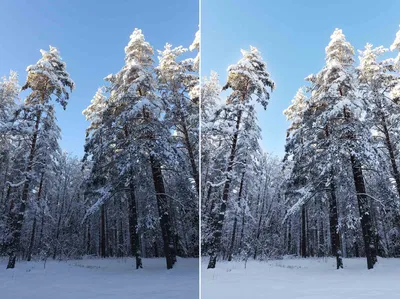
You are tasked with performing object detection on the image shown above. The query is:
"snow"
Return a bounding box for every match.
[202,257,400,299]
[0,257,198,299]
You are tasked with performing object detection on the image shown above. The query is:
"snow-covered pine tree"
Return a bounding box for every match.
[206,46,275,269]
[107,28,176,269]
[6,46,74,269]
[286,29,378,269]
[26,104,62,261]
[156,41,199,193]
[0,72,20,211]
[358,44,400,194]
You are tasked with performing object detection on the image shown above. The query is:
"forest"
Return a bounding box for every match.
[0,28,199,270]
[202,26,400,271]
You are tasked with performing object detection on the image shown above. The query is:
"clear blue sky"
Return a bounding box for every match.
[202,0,400,157]
[0,0,198,157]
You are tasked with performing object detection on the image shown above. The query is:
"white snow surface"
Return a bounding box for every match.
[202,257,400,299]
[0,257,198,299]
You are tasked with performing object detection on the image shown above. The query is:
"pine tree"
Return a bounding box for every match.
[6,46,74,269]
[91,29,177,269]
[286,29,377,269]
[207,46,274,268]
[156,41,199,193]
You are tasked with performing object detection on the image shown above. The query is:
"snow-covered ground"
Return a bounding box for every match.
[0,257,198,299]
[202,257,400,299]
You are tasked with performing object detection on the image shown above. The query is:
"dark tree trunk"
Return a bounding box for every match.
[208,109,242,269]
[306,209,312,256]
[181,116,199,194]
[206,185,214,215]
[154,242,159,258]
[127,174,143,269]
[312,218,318,257]
[87,221,91,255]
[27,218,37,261]
[100,204,106,258]
[318,218,325,257]
[253,174,268,259]
[27,172,44,261]
[53,184,67,260]
[173,94,199,194]
[328,174,343,269]
[227,172,245,261]
[287,219,292,254]
[112,219,117,257]
[381,115,400,197]
[354,240,360,257]
[227,219,238,262]
[239,208,246,250]
[118,216,124,257]
[7,110,41,269]
[37,211,45,252]
[150,155,175,269]
[5,185,12,212]
[350,154,377,269]
[301,205,307,258]
[1,159,10,207]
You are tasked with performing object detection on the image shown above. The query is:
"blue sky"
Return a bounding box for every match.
[0,0,198,157]
[202,0,400,157]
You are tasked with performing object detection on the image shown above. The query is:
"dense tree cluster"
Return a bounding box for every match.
[0,28,199,270]
[202,27,400,270]
[82,28,199,270]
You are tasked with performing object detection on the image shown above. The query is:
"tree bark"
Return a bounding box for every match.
[208,109,242,269]
[100,204,106,258]
[87,220,91,255]
[380,110,400,197]
[150,155,175,269]
[287,219,292,254]
[7,110,41,269]
[27,172,44,261]
[350,154,377,269]
[181,115,199,194]
[53,175,68,260]
[253,173,268,259]
[127,172,143,269]
[328,173,343,269]
[227,172,245,261]
[301,205,307,258]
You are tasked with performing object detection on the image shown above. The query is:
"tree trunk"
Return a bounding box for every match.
[181,116,199,194]
[350,154,377,269]
[27,172,44,261]
[381,111,400,197]
[208,109,242,269]
[301,205,307,258]
[227,172,245,261]
[287,218,292,255]
[253,173,268,259]
[37,210,45,253]
[53,181,67,260]
[318,218,324,257]
[0,156,10,207]
[239,207,246,251]
[100,204,106,258]
[118,213,124,257]
[87,220,91,255]
[150,155,175,269]
[127,173,143,269]
[328,174,343,269]
[7,110,41,269]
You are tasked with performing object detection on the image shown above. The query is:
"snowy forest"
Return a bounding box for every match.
[202,26,400,271]
[0,28,199,270]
